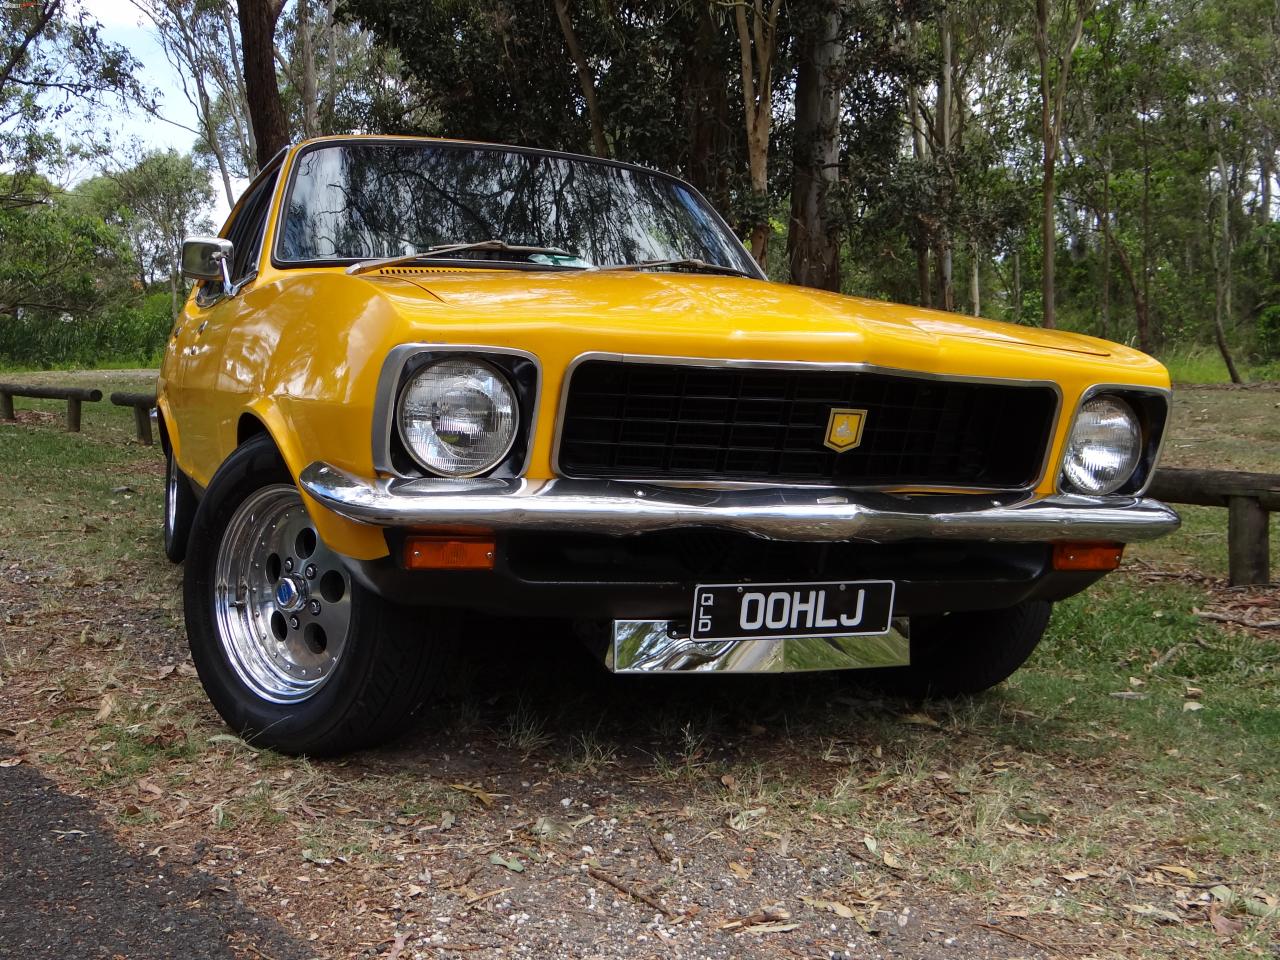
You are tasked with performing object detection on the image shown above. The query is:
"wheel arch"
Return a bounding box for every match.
[235,400,389,562]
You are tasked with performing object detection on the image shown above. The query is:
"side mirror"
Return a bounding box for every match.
[181,236,234,285]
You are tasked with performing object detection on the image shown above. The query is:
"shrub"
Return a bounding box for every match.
[1258,305,1280,361]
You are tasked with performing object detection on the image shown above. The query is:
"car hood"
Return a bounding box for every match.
[372,268,1117,359]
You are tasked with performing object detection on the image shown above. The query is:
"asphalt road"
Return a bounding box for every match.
[0,755,312,960]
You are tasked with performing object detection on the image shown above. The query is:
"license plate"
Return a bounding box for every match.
[690,580,895,642]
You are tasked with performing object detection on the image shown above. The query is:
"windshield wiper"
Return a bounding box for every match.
[590,258,755,278]
[346,240,574,276]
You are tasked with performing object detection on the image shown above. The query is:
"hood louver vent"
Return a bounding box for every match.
[376,266,480,277]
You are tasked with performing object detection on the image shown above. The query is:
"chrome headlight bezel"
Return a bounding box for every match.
[1059,387,1169,497]
[373,345,542,480]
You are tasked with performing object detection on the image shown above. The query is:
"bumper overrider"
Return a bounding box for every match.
[300,462,1179,544]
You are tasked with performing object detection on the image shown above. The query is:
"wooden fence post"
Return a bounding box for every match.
[66,397,82,432]
[1227,496,1271,587]
[0,391,12,420]
[109,392,158,445]
[1148,467,1277,587]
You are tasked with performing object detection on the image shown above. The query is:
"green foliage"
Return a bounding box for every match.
[0,149,208,368]
[1258,306,1280,360]
[0,292,173,369]
[74,150,214,291]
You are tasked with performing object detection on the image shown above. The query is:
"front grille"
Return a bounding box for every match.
[556,359,1058,488]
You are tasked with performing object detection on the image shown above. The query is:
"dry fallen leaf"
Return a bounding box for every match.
[94,694,115,723]
[1061,870,1094,883]
[742,921,800,934]
[450,783,496,807]
[0,757,21,768]
[728,861,751,880]
[720,773,737,789]
[1182,701,1204,712]
[802,896,855,919]
[1125,903,1183,923]
[1155,864,1198,882]
[882,851,903,869]
[1209,902,1244,937]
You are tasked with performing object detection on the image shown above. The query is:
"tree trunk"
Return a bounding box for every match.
[323,0,338,128]
[1140,98,1153,350]
[685,7,731,210]
[1034,0,1055,328]
[554,0,607,157]
[1260,147,1274,226]
[787,1,842,291]
[1033,0,1088,329]
[1100,148,1111,340]
[238,0,289,169]
[907,23,931,308]
[1213,148,1243,383]
[936,9,953,311]
[1092,209,1151,353]
[733,0,781,268]
[221,1,257,171]
[1012,246,1022,324]
[968,241,980,316]
[299,0,319,137]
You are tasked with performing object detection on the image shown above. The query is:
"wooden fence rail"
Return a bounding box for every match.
[109,391,158,446]
[1147,467,1277,586]
[0,382,103,432]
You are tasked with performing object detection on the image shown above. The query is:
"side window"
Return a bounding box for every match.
[200,170,278,301]
[227,173,277,284]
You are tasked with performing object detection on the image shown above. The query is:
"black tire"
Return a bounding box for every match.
[183,433,457,756]
[862,600,1052,699]
[163,447,198,563]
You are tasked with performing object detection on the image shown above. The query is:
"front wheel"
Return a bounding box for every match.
[862,600,1051,699]
[183,434,456,755]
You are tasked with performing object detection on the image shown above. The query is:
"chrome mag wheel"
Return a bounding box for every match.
[213,484,352,703]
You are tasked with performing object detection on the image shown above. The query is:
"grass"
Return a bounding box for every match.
[1159,343,1280,385]
[0,369,1277,957]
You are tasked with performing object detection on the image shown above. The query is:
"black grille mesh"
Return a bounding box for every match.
[556,360,1057,488]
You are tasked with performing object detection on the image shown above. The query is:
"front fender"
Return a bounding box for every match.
[241,398,391,561]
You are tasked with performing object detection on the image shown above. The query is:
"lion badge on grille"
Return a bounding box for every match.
[824,408,868,452]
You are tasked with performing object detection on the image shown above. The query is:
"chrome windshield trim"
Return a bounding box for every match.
[300,461,1181,544]
[549,352,1065,494]
[1056,383,1172,497]
[371,343,542,478]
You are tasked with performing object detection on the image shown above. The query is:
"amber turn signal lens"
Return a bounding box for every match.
[404,536,495,570]
[1052,541,1124,571]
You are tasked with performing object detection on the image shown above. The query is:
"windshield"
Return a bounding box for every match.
[275,141,757,274]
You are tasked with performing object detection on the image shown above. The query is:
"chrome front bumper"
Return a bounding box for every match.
[300,462,1180,543]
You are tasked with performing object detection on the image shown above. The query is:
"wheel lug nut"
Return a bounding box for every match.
[305,564,317,580]
[308,600,321,615]
[284,558,294,572]
[289,615,300,630]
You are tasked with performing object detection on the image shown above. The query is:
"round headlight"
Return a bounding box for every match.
[1062,395,1141,495]
[397,358,518,477]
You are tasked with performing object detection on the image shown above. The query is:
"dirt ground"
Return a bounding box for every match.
[1,374,1276,959]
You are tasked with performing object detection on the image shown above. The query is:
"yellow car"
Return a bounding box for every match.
[162,135,1179,755]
